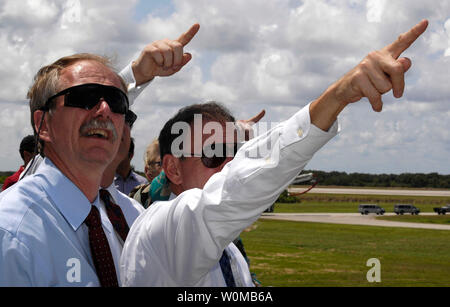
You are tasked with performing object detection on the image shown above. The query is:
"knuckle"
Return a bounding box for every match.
[358,60,371,73]
[144,44,157,53]
[367,51,378,60]
[170,40,183,48]
[391,62,404,74]
[354,70,366,82]
[380,83,392,93]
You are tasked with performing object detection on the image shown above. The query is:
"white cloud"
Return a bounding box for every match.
[444,18,450,56]
[366,0,387,23]
[0,0,449,175]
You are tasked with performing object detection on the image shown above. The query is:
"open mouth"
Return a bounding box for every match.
[80,118,118,143]
[85,129,109,139]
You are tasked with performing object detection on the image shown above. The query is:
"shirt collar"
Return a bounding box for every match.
[102,183,118,202]
[37,158,94,231]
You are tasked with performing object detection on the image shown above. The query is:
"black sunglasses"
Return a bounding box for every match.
[43,83,129,115]
[125,110,137,128]
[192,143,242,169]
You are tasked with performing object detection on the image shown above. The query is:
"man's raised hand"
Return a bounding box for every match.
[132,23,200,85]
[334,19,428,112]
[310,20,428,131]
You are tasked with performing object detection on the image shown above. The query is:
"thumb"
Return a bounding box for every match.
[181,53,192,66]
[398,57,412,73]
[171,53,192,74]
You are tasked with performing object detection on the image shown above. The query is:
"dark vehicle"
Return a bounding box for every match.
[433,205,450,215]
[394,204,420,215]
[358,204,385,215]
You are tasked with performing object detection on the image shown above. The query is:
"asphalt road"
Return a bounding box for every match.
[260,212,450,230]
[289,187,450,197]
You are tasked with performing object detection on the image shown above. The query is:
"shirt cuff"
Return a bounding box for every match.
[119,62,152,107]
[280,102,339,154]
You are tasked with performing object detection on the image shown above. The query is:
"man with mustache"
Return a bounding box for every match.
[0,24,200,286]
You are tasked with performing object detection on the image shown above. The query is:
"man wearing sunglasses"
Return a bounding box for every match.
[121,102,263,286]
[0,24,200,286]
[120,20,429,286]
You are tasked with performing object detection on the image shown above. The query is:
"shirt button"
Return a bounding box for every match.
[297,128,304,137]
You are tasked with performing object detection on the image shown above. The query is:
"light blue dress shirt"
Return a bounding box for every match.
[0,158,120,286]
[114,171,148,196]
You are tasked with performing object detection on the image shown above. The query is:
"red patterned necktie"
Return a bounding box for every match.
[84,205,119,287]
[99,189,130,242]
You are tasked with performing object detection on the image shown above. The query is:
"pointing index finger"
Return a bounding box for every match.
[246,110,266,124]
[385,19,428,59]
[177,23,200,46]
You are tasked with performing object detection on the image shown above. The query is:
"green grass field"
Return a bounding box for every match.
[377,215,450,225]
[275,192,450,213]
[239,191,450,287]
[240,219,450,287]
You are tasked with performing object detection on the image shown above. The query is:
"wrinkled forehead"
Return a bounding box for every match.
[59,60,125,92]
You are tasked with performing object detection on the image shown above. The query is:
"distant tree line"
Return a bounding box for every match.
[0,172,13,185]
[2,170,450,189]
[303,170,450,189]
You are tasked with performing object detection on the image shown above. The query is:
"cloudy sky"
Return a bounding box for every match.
[0,0,449,175]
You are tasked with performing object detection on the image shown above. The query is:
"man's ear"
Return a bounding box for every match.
[33,110,50,142]
[162,154,182,185]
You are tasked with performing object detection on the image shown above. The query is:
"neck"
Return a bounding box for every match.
[116,164,131,179]
[169,183,183,196]
[101,162,119,189]
[45,148,106,203]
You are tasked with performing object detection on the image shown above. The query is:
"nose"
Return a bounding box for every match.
[94,98,114,117]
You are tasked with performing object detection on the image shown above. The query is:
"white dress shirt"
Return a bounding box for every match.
[120,103,339,287]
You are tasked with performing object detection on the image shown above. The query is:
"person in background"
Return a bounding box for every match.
[114,137,148,196]
[129,139,168,208]
[2,135,36,191]
[144,139,163,183]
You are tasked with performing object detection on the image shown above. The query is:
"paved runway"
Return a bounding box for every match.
[289,187,450,197]
[260,212,450,230]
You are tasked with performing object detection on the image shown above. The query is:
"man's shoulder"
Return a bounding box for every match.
[131,171,148,184]
[0,176,51,239]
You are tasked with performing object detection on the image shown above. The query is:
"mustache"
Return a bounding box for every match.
[79,118,118,142]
